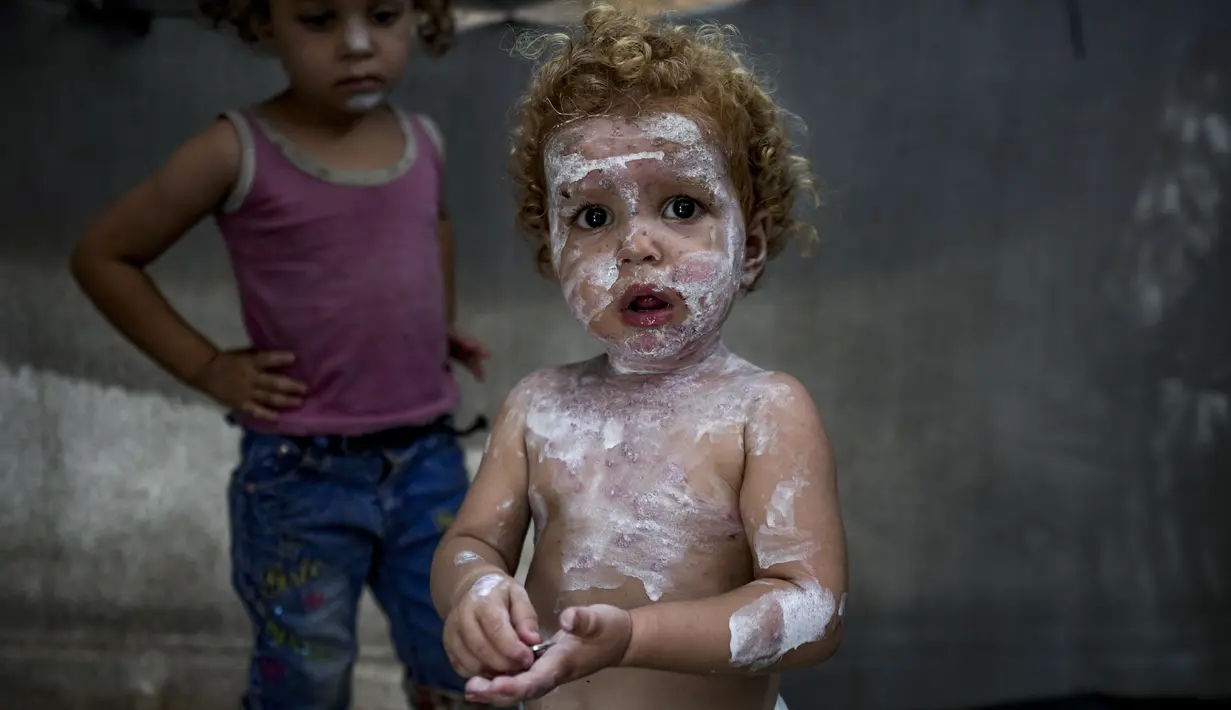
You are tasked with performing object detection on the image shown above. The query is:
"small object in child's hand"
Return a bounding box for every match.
[530,641,555,657]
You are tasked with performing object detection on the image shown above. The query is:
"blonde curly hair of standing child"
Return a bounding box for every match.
[197,0,455,55]
[509,2,819,289]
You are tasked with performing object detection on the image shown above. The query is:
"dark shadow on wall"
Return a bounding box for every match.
[1097,20,1231,683]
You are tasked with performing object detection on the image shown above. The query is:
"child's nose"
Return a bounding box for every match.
[616,227,664,265]
[340,19,376,58]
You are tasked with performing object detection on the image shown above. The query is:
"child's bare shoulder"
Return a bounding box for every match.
[709,356,823,458]
[735,368,827,460]
[504,358,602,410]
[711,353,810,408]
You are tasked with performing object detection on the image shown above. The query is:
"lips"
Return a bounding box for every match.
[337,76,383,92]
[618,284,679,328]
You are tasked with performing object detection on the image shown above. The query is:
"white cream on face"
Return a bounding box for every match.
[344,16,372,53]
[345,92,385,112]
[543,113,747,372]
[340,17,384,112]
[549,151,666,261]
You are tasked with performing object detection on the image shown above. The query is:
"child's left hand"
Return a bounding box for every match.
[448,329,489,380]
[463,604,632,705]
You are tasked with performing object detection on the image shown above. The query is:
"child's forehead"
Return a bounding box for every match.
[546,113,716,163]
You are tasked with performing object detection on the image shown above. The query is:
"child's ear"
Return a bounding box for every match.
[740,210,771,289]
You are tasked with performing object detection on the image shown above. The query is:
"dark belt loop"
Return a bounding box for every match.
[452,415,489,438]
[378,450,395,481]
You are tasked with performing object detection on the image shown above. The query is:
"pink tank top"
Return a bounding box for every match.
[214,107,458,436]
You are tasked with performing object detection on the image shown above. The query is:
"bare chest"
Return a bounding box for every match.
[522,383,752,601]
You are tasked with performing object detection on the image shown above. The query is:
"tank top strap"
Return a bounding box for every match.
[217,109,261,214]
[398,108,445,178]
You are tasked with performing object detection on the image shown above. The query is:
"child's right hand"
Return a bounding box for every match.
[445,573,541,678]
[191,348,306,420]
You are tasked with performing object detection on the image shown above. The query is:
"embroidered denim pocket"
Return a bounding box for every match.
[228,436,318,536]
[232,437,306,494]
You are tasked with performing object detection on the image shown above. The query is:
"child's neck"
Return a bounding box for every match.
[605,332,727,378]
[274,89,378,133]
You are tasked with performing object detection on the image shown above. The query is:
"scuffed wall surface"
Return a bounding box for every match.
[1,1,1229,708]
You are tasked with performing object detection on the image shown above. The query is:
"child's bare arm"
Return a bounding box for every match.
[432,377,543,676]
[431,377,536,617]
[69,120,239,384]
[620,372,847,674]
[437,205,489,380]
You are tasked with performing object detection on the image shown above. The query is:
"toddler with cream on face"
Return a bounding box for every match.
[430,5,848,709]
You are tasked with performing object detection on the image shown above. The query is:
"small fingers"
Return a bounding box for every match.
[486,606,535,669]
[257,373,307,395]
[508,587,541,645]
[460,612,514,674]
[497,672,556,702]
[475,605,532,671]
[446,636,485,679]
[251,350,295,369]
[240,401,278,421]
[464,676,494,698]
[444,619,486,678]
[466,666,557,706]
[252,388,303,409]
[465,675,522,706]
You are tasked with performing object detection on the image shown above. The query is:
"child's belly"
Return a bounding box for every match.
[524,667,779,710]
[526,457,749,611]
[523,531,752,623]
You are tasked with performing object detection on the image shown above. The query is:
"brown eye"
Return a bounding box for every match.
[298,12,334,28]
[664,196,698,220]
[371,8,400,25]
[577,206,612,230]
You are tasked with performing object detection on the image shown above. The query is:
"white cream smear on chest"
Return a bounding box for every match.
[524,355,792,603]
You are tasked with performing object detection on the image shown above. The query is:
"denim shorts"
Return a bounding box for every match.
[227,419,470,709]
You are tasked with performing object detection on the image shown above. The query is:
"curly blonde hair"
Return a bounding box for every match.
[197,0,455,56]
[509,3,818,290]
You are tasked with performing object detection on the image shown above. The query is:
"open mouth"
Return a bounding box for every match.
[618,285,679,328]
[620,284,676,310]
[626,294,671,312]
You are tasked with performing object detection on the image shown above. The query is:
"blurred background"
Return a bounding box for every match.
[1,0,1228,708]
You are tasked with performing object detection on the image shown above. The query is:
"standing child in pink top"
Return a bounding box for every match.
[70,1,487,708]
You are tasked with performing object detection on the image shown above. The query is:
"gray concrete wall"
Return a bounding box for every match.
[1,1,1229,708]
